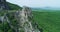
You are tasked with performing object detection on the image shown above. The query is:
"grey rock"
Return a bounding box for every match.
[15,6,41,32]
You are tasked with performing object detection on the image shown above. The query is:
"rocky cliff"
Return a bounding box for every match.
[15,6,40,32]
[0,6,41,32]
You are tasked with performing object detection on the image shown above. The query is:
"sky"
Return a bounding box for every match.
[6,0,60,8]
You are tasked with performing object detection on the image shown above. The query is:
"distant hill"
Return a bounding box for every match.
[32,7,60,11]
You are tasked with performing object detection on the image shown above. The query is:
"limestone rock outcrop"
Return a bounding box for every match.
[16,6,40,32]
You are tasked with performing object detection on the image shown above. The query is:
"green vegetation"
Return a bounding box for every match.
[33,11,60,32]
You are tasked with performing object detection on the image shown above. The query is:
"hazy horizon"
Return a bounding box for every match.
[7,0,60,8]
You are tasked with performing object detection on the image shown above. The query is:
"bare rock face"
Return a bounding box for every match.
[15,6,41,32]
[0,0,9,10]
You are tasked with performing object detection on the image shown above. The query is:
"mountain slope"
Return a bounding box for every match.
[7,2,22,10]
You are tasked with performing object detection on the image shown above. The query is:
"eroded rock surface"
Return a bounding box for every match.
[15,6,41,32]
